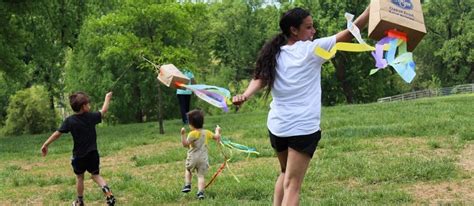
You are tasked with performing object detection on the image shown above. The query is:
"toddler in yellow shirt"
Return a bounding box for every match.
[180,109,221,199]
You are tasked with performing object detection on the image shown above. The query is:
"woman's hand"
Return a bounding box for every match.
[232,94,248,106]
[232,79,263,106]
[41,145,48,157]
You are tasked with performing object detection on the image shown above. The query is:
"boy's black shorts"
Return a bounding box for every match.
[71,150,100,175]
[269,130,322,158]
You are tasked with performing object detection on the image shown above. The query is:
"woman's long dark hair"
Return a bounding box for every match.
[254,8,310,96]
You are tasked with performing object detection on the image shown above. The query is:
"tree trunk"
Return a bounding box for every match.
[132,67,144,123]
[133,83,143,123]
[331,54,354,104]
[49,93,55,111]
[147,27,164,134]
[45,68,55,111]
[156,78,164,134]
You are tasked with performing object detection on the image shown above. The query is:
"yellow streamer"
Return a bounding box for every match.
[315,41,403,60]
[315,43,374,60]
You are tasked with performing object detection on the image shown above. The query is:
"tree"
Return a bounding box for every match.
[415,0,474,87]
[0,2,28,77]
[67,1,201,133]
[3,86,58,136]
[208,1,279,82]
[0,0,102,126]
[293,0,412,104]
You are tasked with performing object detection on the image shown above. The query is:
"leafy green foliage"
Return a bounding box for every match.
[66,2,205,125]
[3,86,58,135]
[415,0,474,87]
[0,1,28,79]
[209,1,279,81]
[0,0,472,127]
[0,73,24,126]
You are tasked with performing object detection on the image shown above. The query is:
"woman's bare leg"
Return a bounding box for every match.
[273,150,288,206]
[281,148,311,206]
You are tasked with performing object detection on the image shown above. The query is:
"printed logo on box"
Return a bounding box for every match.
[391,0,413,10]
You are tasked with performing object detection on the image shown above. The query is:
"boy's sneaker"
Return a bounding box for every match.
[101,185,115,206]
[72,199,84,206]
[105,195,115,206]
[181,184,191,193]
[196,191,205,200]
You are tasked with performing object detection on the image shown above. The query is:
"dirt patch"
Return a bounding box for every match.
[0,184,65,205]
[3,156,72,177]
[372,137,427,146]
[118,156,274,181]
[371,137,454,158]
[407,143,474,204]
[3,141,180,179]
[459,143,474,172]
[101,141,180,167]
[345,178,362,188]
[408,179,474,204]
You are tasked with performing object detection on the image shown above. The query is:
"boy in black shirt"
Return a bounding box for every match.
[41,91,115,206]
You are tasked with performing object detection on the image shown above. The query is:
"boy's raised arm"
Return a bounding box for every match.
[41,131,62,156]
[100,92,113,118]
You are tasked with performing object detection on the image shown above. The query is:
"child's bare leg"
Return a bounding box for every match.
[91,175,113,195]
[76,174,85,196]
[197,174,205,192]
[91,174,107,187]
[92,174,115,205]
[181,169,192,193]
[185,169,192,185]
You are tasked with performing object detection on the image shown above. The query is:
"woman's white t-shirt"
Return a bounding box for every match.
[267,35,336,137]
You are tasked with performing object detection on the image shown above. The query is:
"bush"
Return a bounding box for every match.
[3,86,58,136]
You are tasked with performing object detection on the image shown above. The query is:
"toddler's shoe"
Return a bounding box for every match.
[196,191,205,200]
[181,184,191,193]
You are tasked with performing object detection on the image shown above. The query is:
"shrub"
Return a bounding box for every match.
[3,86,58,136]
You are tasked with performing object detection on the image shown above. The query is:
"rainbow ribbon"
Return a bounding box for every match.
[314,12,417,83]
[370,34,416,83]
[176,83,232,112]
[205,136,259,188]
[221,137,260,157]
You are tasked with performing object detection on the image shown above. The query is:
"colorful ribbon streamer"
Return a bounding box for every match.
[205,143,234,189]
[221,137,260,157]
[176,83,232,112]
[314,12,417,83]
[346,12,367,45]
[205,136,259,188]
[370,33,416,83]
[315,43,375,60]
[143,57,234,111]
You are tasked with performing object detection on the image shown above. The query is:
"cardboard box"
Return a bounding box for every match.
[157,64,190,89]
[369,0,426,51]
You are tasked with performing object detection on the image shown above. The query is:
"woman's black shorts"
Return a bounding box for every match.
[269,130,322,158]
[71,150,100,175]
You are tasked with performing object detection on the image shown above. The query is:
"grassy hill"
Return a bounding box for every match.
[0,94,473,205]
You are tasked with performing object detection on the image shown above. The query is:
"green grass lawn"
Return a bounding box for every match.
[1,94,473,205]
